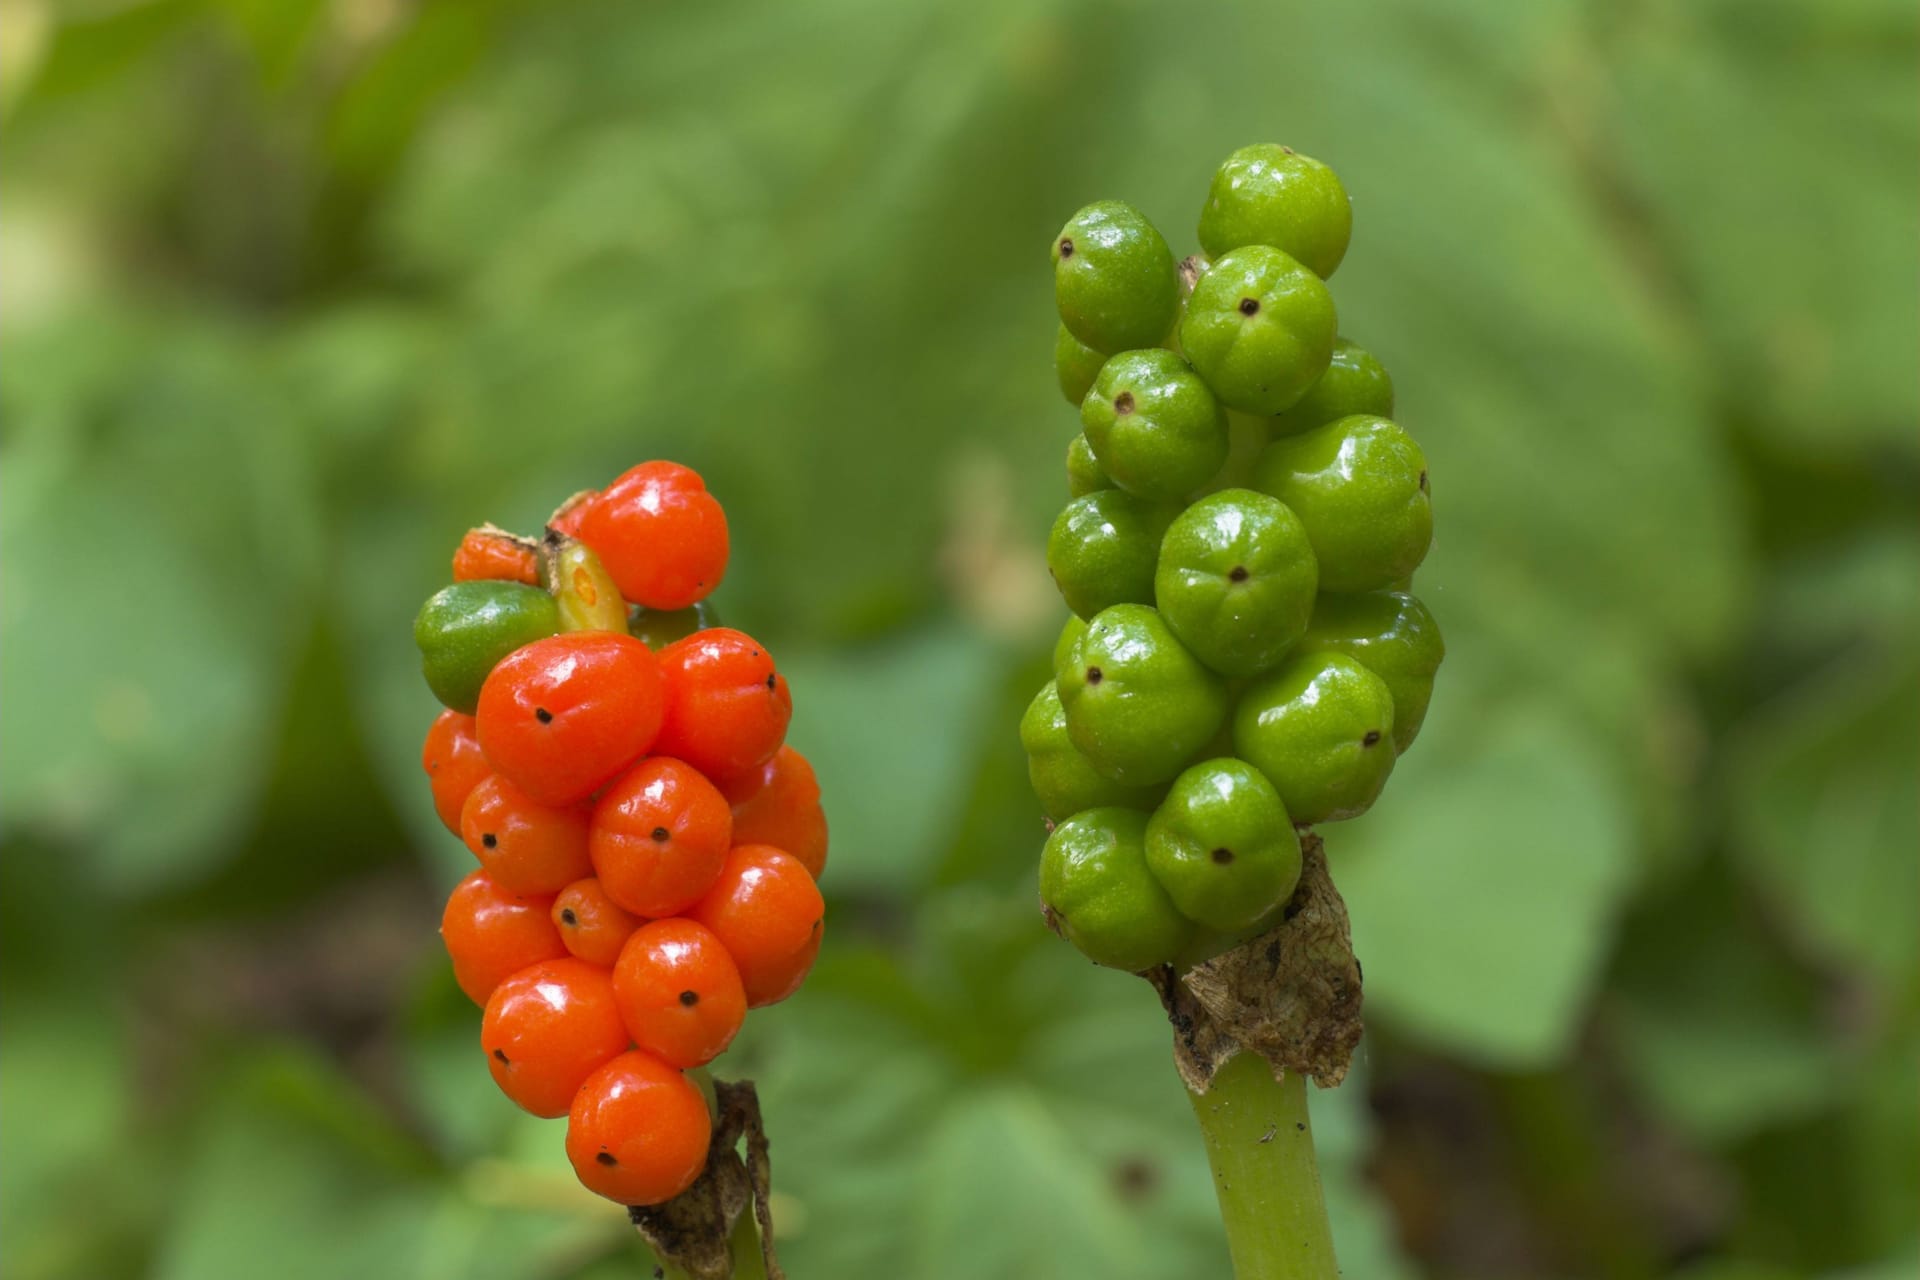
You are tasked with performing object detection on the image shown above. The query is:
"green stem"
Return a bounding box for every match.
[1186,1051,1340,1280]
[727,1207,769,1280]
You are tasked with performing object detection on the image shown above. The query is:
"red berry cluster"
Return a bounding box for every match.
[419,462,828,1207]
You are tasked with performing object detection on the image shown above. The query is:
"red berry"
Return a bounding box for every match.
[481,958,630,1118]
[452,529,539,586]
[441,870,567,1005]
[460,775,594,896]
[689,844,824,1008]
[589,758,732,917]
[423,710,491,835]
[652,629,792,780]
[475,632,665,806]
[719,745,828,879]
[566,1050,712,1205]
[552,878,642,967]
[611,920,747,1069]
[573,462,728,611]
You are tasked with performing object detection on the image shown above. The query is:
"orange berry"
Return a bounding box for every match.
[589,758,733,918]
[481,958,630,1118]
[652,629,792,781]
[719,745,828,879]
[566,1050,712,1205]
[452,529,539,586]
[441,870,567,1005]
[612,920,747,1069]
[423,710,491,834]
[573,461,728,611]
[475,632,665,806]
[689,844,824,1008]
[552,878,642,967]
[460,774,594,896]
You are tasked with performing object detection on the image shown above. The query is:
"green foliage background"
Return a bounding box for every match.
[2,1,1914,1277]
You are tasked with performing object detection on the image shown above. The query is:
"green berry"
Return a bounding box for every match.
[1298,590,1444,752]
[1251,414,1430,593]
[1178,246,1336,415]
[1193,411,1272,497]
[414,581,561,713]
[1233,651,1396,825]
[1066,433,1114,498]
[1040,808,1195,971]
[1047,489,1175,620]
[1270,337,1394,438]
[1059,604,1229,785]
[1052,614,1088,680]
[1154,489,1318,678]
[1197,144,1352,279]
[1080,349,1228,501]
[1020,683,1167,822]
[1145,759,1302,933]
[628,600,720,650]
[1055,325,1107,406]
[1052,201,1179,354]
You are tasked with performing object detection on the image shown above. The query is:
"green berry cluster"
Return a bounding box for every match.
[1028,144,1444,974]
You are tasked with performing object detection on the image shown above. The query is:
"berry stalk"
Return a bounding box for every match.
[1187,1053,1338,1280]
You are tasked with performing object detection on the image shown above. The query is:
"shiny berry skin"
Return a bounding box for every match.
[1052,201,1179,354]
[1297,590,1444,752]
[1047,489,1176,621]
[441,870,567,1005]
[1020,681,1167,822]
[589,758,733,917]
[718,745,828,880]
[1052,615,1088,681]
[629,600,721,651]
[416,582,562,714]
[1233,651,1397,825]
[1145,759,1301,933]
[1179,246,1337,415]
[452,528,540,585]
[1080,349,1228,502]
[459,775,593,896]
[481,958,630,1118]
[612,919,748,1068]
[573,461,728,611]
[566,1050,712,1206]
[1040,807,1195,971]
[475,631,665,806]
[1065,433,1114,499]
[690,844,825,1007]
[1270,337,1393,438]
[552,878,642,967]
[423,711,492,835]
[1196,144,1352,279]
[1057,604,1229,786]
[1153,489,1318,677]
[1252,415,1431,593]
[652,629,792,780]
[1055,324,1107,407]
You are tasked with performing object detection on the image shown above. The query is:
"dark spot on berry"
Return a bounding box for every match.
[651,826,671,842]
[534,707,553,724]
[560,908,577,926]
[481,832,497,849]
[493,1048,509,1063]
[1418,469,1428,492]
[1238,297,1260,316]
[766,673,777,690]
[679,990,699,1007]
[1058,237,1074,258]
[1227,565,1250,583]
[1113,391,1135,415]
[1085,666,1103,685]
[1211,847,1235,865]
[597,1152,618,1166]
[1362,730,1382,747]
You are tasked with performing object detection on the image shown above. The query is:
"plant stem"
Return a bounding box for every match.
[1186,1051,1340,1280]
[728,1207,769,1280]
